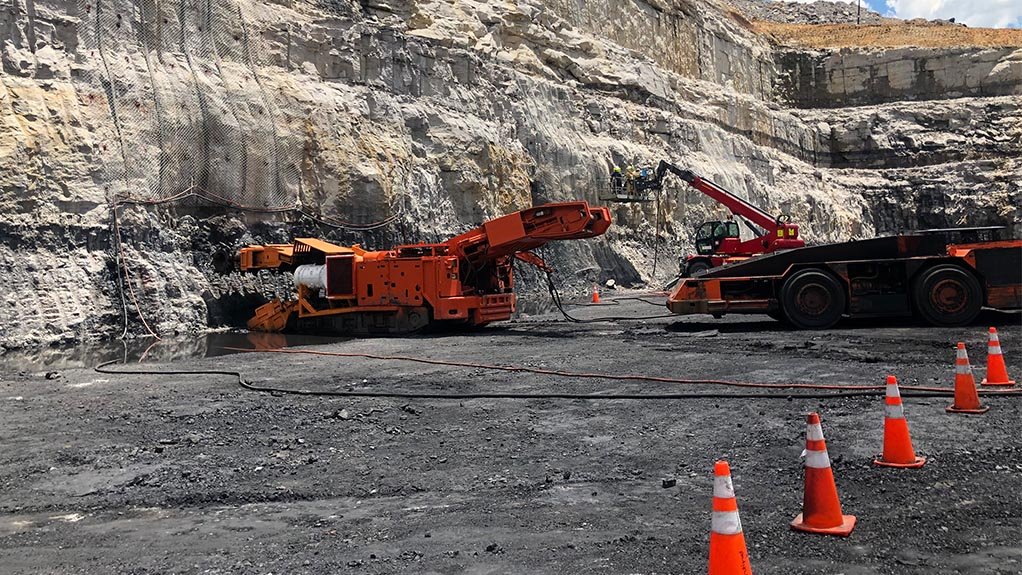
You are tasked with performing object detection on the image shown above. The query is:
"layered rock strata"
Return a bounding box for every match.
[0,0,1018,348]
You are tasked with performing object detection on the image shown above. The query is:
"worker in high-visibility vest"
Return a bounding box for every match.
[625,164,638,195]
[611,166,624,193]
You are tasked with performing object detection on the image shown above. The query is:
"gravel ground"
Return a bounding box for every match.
[1,299,1021,574]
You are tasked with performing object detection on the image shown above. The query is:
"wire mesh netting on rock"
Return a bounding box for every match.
[74,0,306,214]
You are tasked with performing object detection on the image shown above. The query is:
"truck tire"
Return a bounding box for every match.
[912,264,982,327]
[781,269,846,329]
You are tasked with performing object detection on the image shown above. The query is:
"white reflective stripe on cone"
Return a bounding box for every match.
[805,449,831,469]
[807,423,825,441]
[713,475,735,499]
[956,364,972,375]
[711,510,743,535]
[884,403,905,419]
[989,345,1003,355]
[886,384,901,398]
[990,333,1000,343]
[957,348,968,360]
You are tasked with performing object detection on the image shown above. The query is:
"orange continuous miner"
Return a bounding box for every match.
[237,202,611,335]
[667,227,1022,330]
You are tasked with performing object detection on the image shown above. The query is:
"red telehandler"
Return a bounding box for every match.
[612,161,805,278]
[237,201,611,335]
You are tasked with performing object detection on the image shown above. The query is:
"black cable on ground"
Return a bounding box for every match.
[93,360,1022,401]
[596,300,670,308]
[92,360,867,399]
[544,270,676,323]
[575,296,667,308]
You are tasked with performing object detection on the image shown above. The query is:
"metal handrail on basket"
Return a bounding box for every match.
[596,178,655,203]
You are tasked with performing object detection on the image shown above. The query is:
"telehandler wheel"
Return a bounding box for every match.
[912,264,982,327]
[686,260,712,276]
[780,269,846,329]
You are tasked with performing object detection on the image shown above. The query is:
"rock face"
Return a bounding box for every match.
[0,0,1019,348]
[726,0,890,26]
[778,47,1022,107]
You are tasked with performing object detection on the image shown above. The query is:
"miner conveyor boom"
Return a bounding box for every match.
[237,202,612,335]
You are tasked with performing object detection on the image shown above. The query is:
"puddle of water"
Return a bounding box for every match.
[0,332,351,373]
[0,292,572,373]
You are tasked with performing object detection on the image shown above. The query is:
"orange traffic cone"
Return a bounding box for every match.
[709,460,753,575]
[591,284,600,304]
[947,342,989,414]
[981,327,1015,387]
[874,375,925,469]
[791,412,856,537]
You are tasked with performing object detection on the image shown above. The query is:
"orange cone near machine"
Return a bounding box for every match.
[874,375,925,468]
[981,327,1015,387]
[947,342,990,414]
[791,412,856,537]
[591,284,600,304]
[709,460,753,575]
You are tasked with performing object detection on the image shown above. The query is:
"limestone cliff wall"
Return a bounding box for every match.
[0,0,1018,348]
[541,0,775,99]
[778,47,1022,107]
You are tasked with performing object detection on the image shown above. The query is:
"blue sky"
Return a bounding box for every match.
[861,1,886,13]
[786,0,1022,29]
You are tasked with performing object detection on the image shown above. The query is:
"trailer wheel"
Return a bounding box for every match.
[781,269,846,329]
[912,265,982,326]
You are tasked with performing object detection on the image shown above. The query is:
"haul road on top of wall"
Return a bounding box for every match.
[666,227,1022,330]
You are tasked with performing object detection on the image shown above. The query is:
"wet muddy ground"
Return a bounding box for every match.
[1,298,1020,574]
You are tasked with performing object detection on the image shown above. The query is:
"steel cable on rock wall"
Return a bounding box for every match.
[80,0,411,339]
[78,0,164,337]
[93,0,414,219]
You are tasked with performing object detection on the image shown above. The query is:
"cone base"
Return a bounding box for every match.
[873,456,926,469]
[946,405,990,414]
[980,378,1015,387]
[790,513,856,537]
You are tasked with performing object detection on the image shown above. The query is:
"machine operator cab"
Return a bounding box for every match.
[694,220,741,255]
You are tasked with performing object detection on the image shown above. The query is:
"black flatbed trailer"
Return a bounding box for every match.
[666,227,1022,329]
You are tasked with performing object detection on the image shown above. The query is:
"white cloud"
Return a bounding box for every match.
[886,0,1022,28]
